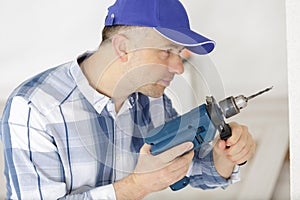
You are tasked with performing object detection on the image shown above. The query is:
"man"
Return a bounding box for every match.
[0,0,255,199]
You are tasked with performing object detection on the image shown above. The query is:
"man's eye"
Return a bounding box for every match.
[162,49,172,56]
[159,49,177,59]
[164,49,171,54]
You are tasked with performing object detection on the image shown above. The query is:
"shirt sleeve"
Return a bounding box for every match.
[189,148,240,190]
[88,184,116,200]
[1,96,116,200]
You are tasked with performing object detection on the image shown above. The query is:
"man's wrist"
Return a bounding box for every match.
[213,148,235,179]
[113,173,148,200]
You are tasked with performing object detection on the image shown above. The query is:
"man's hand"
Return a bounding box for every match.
[113,142,194,200]
[213,122,256,179]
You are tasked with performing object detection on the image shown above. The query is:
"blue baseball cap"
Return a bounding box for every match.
[105,0,215,55]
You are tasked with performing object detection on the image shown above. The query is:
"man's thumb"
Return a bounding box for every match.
[140,143,152,154]
[218,140,227,150]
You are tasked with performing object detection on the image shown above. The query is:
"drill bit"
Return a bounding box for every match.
[246,86,273,101]
[218,86,273,118]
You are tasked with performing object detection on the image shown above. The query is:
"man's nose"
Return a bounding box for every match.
[168,54,184,74]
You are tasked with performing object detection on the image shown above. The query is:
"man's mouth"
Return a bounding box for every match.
[158,79,173,87]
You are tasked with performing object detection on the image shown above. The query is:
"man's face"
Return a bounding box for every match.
[133,47,184,98]
[111,28,185,98]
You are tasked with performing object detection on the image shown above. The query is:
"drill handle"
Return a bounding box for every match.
[220,123,232,140]
[221,123,247,166]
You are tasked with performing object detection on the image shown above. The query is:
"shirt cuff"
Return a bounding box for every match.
[89,184,116,200]
[189,150,240,189]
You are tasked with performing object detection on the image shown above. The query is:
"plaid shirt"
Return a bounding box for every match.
[0,54,239,199]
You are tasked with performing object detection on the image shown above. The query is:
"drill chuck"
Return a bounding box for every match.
[219,95,248,118]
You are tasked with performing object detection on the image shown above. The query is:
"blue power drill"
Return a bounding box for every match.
[145,87,272,191]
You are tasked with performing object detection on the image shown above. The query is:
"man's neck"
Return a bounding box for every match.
[80,46,132,113]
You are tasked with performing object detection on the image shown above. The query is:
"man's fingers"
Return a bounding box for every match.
[167,150,194,172]
[224,124,256,164]
[136,142,193,174]
[163,151,194,184]
[226,122,243,146]
[231,139,256,164]
[156,142,194,163]
[227,129,249,155]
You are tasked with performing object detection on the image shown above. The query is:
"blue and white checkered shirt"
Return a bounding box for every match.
[0,53,239,199]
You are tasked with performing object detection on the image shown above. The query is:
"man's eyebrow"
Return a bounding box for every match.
[179,47,185,52]
[160,44,185,51]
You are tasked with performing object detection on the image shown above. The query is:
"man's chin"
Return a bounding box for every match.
[137,84,166,98]
[147,93,164,98]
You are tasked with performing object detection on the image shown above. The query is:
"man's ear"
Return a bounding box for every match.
[112,34,129,62]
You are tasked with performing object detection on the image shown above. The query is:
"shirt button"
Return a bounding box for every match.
[129,96,135,105]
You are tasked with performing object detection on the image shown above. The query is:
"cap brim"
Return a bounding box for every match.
[154,27,215,55]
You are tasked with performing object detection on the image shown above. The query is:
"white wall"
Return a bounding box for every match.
[0,0,114,100]
[286,0,300,199]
